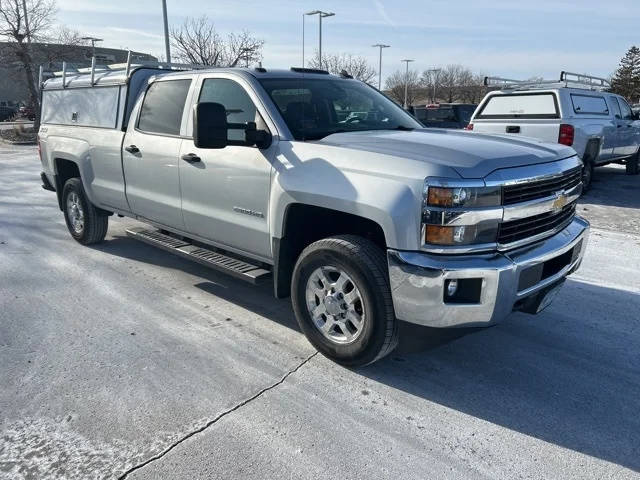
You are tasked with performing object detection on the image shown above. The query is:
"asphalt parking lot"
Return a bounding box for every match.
[1,144,639,479]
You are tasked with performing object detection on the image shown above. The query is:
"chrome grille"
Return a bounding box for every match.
[502,167,581,205]
[498,204,576,245]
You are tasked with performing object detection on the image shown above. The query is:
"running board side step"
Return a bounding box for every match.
[125,227,271,284]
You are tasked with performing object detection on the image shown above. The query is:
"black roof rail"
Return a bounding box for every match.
[290,67,329,75]
[254,67,267,73]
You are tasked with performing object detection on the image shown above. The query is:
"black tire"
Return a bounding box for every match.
[626,152,639,175]
[291,235,398,367]
[581,143,599,192]
[62,178,108,245]
[581,159,594,192]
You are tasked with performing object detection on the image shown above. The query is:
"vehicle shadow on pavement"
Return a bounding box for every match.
[580,165,640,209]
[92,235,640,472]
[90,234,300,331]
[360,279,640,472]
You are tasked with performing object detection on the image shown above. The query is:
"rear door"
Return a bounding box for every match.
[471,92,561,143]
[122,77,193,229]
[614,97,640,157]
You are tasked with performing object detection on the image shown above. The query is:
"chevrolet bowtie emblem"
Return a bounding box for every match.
[552,192,568,212]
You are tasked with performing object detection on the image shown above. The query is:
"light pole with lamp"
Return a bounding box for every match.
[305,10,335,69]
[81,37,103,58]
[426,68,442,103]
[401,59,414,109]
[372,44,390,90]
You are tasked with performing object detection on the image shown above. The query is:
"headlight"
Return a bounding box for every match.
[425,186,501,208]
[422,180,502,248]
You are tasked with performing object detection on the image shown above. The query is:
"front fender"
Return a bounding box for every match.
[269,157,423,251]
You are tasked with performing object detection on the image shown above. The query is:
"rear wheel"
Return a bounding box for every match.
[581,159,594,192]
[62,178,108,245]
[291,235,398,367]
[581,143,598,192]
[626,151,639,175]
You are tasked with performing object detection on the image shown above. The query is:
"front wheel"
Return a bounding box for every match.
[62,178,108,245]
[291,235,398,367]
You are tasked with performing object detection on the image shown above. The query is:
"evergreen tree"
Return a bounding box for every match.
[611,46,640,103]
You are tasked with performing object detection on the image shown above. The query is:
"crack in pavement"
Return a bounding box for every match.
[117,351,318,479]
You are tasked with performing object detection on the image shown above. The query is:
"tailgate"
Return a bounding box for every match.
[472,120,560,144]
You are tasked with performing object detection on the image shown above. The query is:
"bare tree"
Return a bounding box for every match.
[420,68,443,103]
[437,64,465,103]
[384,69,420,106]
[0,0,56,127]
[170,16,263,67]
[38,25,88,68]
[460,73,487,103]
[308,51,377,83]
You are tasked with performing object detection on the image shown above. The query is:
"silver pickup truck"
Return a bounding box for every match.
[38,60,589,366]
[470,72,640,190]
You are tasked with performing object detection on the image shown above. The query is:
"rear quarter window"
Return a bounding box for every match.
[476,93,559,119]
[571,94,609,115]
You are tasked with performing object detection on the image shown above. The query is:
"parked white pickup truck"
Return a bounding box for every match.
[469,72,640,190]
[38,60,589,365]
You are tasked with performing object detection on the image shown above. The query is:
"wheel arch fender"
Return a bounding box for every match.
[269,179,421,299]
[49,137,96,210]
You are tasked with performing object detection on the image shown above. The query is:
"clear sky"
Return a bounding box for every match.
[56,0,639,82]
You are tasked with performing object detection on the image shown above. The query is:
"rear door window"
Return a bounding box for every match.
[608,96,622,118]
[571,94,609,115]
[476,93,559,119]
[617,98,634,120]
[138,79,192,136]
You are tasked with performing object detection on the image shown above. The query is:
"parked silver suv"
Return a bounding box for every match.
[37,58,589,365]
[469,72,640,189]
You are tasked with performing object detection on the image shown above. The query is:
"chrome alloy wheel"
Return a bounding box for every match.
[305,266,366,344]
[66,192,85,234]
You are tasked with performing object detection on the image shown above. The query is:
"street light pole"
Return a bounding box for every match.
[427,68,442,103]
[81,37,103,58]
[401,59,414,109]
[372,44,390,90]
[161,0,171,63]
[305,10,335,69]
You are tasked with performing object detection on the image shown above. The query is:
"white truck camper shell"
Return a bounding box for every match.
[39,53,206,130]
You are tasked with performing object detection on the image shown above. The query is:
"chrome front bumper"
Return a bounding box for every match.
[388,216,589,328]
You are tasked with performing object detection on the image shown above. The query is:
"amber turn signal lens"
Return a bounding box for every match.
[425,225,454,245]
[427,187,454,207]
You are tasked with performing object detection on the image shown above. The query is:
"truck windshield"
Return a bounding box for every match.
[259,78,422,140]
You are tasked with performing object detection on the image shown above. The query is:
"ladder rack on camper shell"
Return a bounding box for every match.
[38,50,209,89]
[484,71,611,92]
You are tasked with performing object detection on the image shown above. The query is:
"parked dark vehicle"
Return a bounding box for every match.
[18,105,36,121]
[414,103,477,129]
[0,102,18,122]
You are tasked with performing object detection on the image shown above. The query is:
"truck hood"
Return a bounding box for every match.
[317,129,576,178]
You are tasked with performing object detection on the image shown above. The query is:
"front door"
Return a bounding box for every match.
[179,76,273,259]
[122,78,192,229]
[614,97,640,157]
